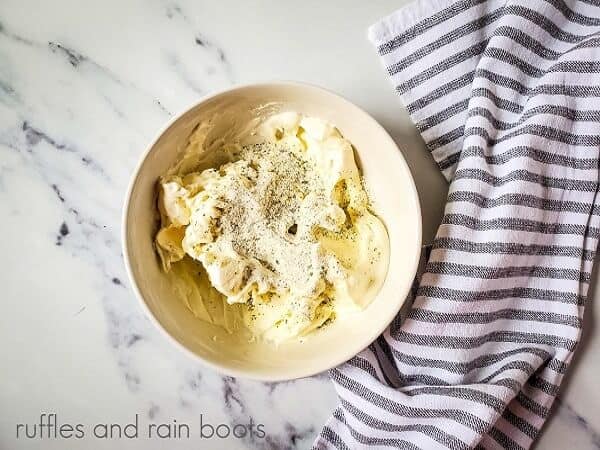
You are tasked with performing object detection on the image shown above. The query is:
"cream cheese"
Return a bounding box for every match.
[155,112,389,342]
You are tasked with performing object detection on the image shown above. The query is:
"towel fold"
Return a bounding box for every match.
[314,0,600,448]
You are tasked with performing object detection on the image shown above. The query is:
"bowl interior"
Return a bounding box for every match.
[124,83,421,380]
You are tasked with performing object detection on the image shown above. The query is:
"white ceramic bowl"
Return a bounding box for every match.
[123,82,421,381]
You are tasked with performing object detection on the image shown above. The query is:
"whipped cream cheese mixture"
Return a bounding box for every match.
[155,111,389,342]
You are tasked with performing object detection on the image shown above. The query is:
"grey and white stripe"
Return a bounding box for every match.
[314,0,600,448]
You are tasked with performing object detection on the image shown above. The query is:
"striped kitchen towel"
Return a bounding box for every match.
[314,0,600,449]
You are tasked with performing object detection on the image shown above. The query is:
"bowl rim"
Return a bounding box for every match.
[122,80,422,381]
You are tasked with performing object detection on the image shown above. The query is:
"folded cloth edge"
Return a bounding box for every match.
[367,0,456,46]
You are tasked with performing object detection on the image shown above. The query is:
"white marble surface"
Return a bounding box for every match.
[0,0,598,449]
